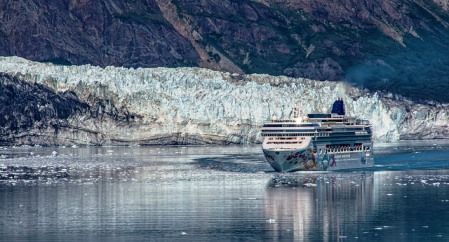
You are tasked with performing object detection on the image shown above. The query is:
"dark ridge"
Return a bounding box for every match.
[0,0,199,68]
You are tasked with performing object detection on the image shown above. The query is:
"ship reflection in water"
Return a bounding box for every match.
[265,173,375,241]
[2,145,449,241]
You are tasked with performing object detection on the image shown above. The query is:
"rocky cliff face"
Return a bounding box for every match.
[0,0,198,67]
[1,1,449,102]
[1,57,448,146]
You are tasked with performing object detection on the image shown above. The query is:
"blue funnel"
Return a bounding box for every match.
[331,99,345,115]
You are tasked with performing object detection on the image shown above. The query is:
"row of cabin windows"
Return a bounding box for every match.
[263,124,319,127]
[268,137,306,141]
[262,132,368,137]
[263,133,316,136]
[262,128,366,132]
[266,141,303,145]
[321,146,371,153]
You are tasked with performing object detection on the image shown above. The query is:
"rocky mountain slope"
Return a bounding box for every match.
[1,57,448,146]
[1,1,449,102]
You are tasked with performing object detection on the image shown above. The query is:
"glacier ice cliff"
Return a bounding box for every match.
[0,56,448,145]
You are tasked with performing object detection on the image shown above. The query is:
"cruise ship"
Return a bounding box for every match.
[261,99,373,172]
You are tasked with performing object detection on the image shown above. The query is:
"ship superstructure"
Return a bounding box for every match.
[261,99,373,172]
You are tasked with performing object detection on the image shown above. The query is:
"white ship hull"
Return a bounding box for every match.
[262,148,373,172]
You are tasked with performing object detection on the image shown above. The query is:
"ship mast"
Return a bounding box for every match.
[292,105,302,123]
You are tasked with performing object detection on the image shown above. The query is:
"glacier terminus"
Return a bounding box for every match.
[0,56,448,146]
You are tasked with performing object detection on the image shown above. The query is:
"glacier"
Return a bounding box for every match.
[0,56,448,145]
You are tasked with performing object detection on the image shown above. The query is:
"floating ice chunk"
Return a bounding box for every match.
[303,183,317,187]
[52,151,58,156]
[238,197,258,200]
[266,218,276,224]
[181,232,187,235]
[386,193,393,196]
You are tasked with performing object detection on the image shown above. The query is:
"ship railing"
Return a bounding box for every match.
[266,141,304,144]
[262,131,369,137]
[269,119,296,123]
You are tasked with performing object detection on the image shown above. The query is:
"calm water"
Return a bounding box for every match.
[2,143,449,241]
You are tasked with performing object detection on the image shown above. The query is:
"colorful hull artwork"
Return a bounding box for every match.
[262,148,373,172]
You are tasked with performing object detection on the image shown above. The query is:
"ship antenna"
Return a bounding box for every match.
[293,105,302,123]
[293,106,299,118]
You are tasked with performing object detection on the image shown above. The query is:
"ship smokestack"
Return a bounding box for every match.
[331,98,345,115]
